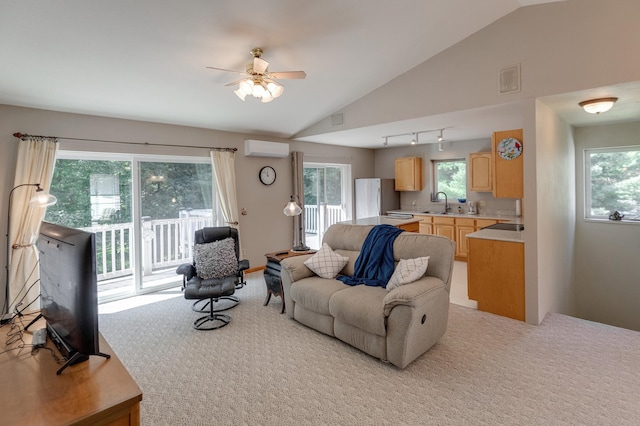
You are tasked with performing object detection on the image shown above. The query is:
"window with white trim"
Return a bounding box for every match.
[432,159,467,200]
[585,146,640,220]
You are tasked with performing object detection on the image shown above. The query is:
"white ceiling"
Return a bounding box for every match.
[4,0,630,150]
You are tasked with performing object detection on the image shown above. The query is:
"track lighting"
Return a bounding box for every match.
[381,128,447,147]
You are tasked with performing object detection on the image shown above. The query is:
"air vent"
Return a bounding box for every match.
[499,64,521,94]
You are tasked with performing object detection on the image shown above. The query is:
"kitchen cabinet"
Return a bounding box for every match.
[433,216,455,241]
[467,238,525,321]
[469,152,493,192]
[394,157,422,191]
[397,221,419,232]
[454,218,475,259]
[416,215,433,235]
[492,129,523,198]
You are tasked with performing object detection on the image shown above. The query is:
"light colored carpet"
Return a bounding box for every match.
[99,273,640,426]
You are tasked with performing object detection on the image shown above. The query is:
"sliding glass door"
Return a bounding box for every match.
[303,163,352,249]
[45,152,219,302]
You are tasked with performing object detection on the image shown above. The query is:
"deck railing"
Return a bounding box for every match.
[304,204,345,233]
[82,216,213,281]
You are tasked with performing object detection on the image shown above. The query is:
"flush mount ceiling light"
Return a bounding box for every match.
[578,97,618,114]
[207,48,306,103]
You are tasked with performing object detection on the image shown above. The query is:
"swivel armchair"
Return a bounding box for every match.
[176,227,249,329]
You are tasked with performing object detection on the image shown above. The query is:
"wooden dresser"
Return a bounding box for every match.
[0,318,142,426]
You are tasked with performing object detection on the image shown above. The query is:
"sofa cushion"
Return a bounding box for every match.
[386,257,430,291]
[290,277,348,315]
[304,243,348,279]
[328,285,388,337]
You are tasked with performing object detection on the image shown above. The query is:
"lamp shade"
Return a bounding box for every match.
[29,187,57,207]
[283,196,302,216]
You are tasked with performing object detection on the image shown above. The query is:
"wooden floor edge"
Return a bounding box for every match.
[246,266,265,274]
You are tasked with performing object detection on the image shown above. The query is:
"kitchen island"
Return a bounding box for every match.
[339,215,421,232]
[466,226,525,321]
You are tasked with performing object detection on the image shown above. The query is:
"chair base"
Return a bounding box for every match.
[193,313,230,330]
[192,296,239,313]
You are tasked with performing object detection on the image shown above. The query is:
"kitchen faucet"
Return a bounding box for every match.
[435,191,449,213]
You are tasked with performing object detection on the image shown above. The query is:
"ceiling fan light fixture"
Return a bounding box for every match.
[239,79,254,95]
[234,88,247,101]
[252,82,266,98]
[267,81,284,98]
[579,97,618,114]
[261,92,274,103]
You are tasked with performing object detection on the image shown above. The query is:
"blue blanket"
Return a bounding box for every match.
[337,224,403,288]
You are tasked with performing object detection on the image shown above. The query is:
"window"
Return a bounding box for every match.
[432,159,467,200]
[585,146,640,219]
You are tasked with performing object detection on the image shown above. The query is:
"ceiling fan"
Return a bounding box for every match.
[207,48,306,102]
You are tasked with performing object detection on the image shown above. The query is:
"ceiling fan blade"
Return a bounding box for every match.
[269,70,307,79]
[206,66,246,75]
[224,78,247,87]
[253,57,269,74]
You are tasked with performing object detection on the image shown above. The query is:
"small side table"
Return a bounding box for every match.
[264,249,314,313]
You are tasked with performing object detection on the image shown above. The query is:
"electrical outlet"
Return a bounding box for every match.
[412,200,416,206]
[478,200,486,207]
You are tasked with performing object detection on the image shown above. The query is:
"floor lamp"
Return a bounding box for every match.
[283,195,309,252]
[2,183,57,322]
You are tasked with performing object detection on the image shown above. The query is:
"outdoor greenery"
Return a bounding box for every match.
[589,149,640,217]
[304,166,343,206]
[45,159,213,228]
[434,160,467,200]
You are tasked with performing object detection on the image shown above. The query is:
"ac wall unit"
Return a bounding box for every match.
[244,139,289,158]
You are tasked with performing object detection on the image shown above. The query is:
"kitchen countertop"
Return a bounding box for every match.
[466,228,524,243]
[387,210,524,223]
[339,216,421,227]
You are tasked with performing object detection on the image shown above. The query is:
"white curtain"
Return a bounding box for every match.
[210,150,239,230]
[9,137,58,314]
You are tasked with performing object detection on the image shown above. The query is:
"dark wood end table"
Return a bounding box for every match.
[264,249,315,313]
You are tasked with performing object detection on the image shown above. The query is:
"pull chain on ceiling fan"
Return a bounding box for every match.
[207,48,306,103]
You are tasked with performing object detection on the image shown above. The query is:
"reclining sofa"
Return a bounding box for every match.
[280,223,455,369]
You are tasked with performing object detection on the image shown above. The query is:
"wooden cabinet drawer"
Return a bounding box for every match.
[433,216,455,225]
[475,219,497,229]
[456,218,475,227]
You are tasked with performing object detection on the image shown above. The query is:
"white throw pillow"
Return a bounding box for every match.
[304,243,349,279]
[386,257,430,291]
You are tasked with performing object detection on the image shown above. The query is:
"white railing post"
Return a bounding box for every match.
[141,216,154,276]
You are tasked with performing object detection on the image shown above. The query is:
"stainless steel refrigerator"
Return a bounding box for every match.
[355,178,400,219]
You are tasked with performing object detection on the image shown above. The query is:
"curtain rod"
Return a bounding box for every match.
[12,132,237,152]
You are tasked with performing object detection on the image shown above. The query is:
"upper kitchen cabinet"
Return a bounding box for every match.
[395,157,422,191]
[469,152,492,192]
[492,129,523,198]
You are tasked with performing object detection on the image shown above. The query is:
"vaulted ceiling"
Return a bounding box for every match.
[1,0,573,148]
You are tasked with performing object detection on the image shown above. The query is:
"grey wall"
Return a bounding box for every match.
[573,122,640,331]
[0,104,375,310]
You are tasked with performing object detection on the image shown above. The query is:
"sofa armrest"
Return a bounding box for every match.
[280,255,315,282]
[382,276,446,316]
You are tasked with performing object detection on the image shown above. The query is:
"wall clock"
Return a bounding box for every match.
[259,166,276,185]
[497,137,523,160]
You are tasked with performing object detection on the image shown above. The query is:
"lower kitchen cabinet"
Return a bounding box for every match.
[455,218,475,259]
[433,216,455,241]
[467,237,525,321]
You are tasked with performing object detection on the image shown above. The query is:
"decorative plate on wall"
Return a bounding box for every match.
[497,137,523,160]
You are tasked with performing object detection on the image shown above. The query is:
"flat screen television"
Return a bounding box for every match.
[37,221,109,374]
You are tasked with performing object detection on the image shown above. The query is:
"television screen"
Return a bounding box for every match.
[38,221,106,373]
